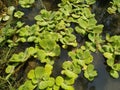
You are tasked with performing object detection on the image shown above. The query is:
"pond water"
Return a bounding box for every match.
[0,0,120,90]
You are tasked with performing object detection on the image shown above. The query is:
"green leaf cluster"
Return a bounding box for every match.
[107,0,120,14]
[67,48,97,80]
[19,64,54,90]
[19,0,35,8]
[102,35,120,78]
[14,11,24,18]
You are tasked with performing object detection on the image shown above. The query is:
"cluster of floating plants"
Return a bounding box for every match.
[0,0,120,89]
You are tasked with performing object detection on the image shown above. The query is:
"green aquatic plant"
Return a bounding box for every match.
[1,0,120,89]
[68,48,97,81]
[102,34,120,78]
[19,0,35,8]
[19,65,55,90]
[14,11,24,18]
[107,0,120,14]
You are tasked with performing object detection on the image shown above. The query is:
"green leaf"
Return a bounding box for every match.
[26,47,36,56]
[85,42,96,52]
[103,52,113,59]
[84,64,97,81]
[39,39,60,56]
[83,8,93,18]
[110,70,119,79]
[5,65,15,74]
[35,66,45,79]
[64,78,75,85]
[45,64,53,76]
[38,81,48,89]
[61,83,74,90]
[47,78,55,87]
[60,34,77,47]
[14,11,24,18]
[56,76,64,86]
[61,70,78,79]
[86,0,96,5]
[9,52,26,62]
[72,64,81,74]
[27,69,35,79]
[16,21,24,28]
[107,58,114,67]
[107,7,117,14]
[88,33,95,42]
[75,26,86,35]
[53,85,60,90]
[38,78,55,90]
[92,25,103,34]
[27,36,36,42]
[37,49,46,61]
[19,0,35,8]
[34,15,43,21]
[83,50,93,64]
[112,64,120,71]
[56,20,66,30]
[62,61,72,70]
[78,18,88,29]
[18,80,36,90]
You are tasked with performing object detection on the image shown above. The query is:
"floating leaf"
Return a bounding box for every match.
[112,64,120,71]
[19,0,35,8]
[92,25,103,34]
[27,69,35,79]
[64,78,75,85]
[86,0,96,5]
[56,76,64,86]
[38,78,55,90]
[39,81,48,89]
[39,39,60,56]
[18,80,36,90]
[35,66,45,79]
[75,26,86,35]
[78,18,88,29]
[84,64,97,81]
[14,11,24,18]
[110,70,119,79]
[53,85,60,90]
[45,64,53,76]
[5,65,15,74]
[47,78,55,87]
[27,36,36,42]
[37,49,46,61]
[103,52,113,59]
[9,52,26,62]
[61,70,78,79]
[107,58,114,67]
[61,83,74,90]
[16,21,24,28]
